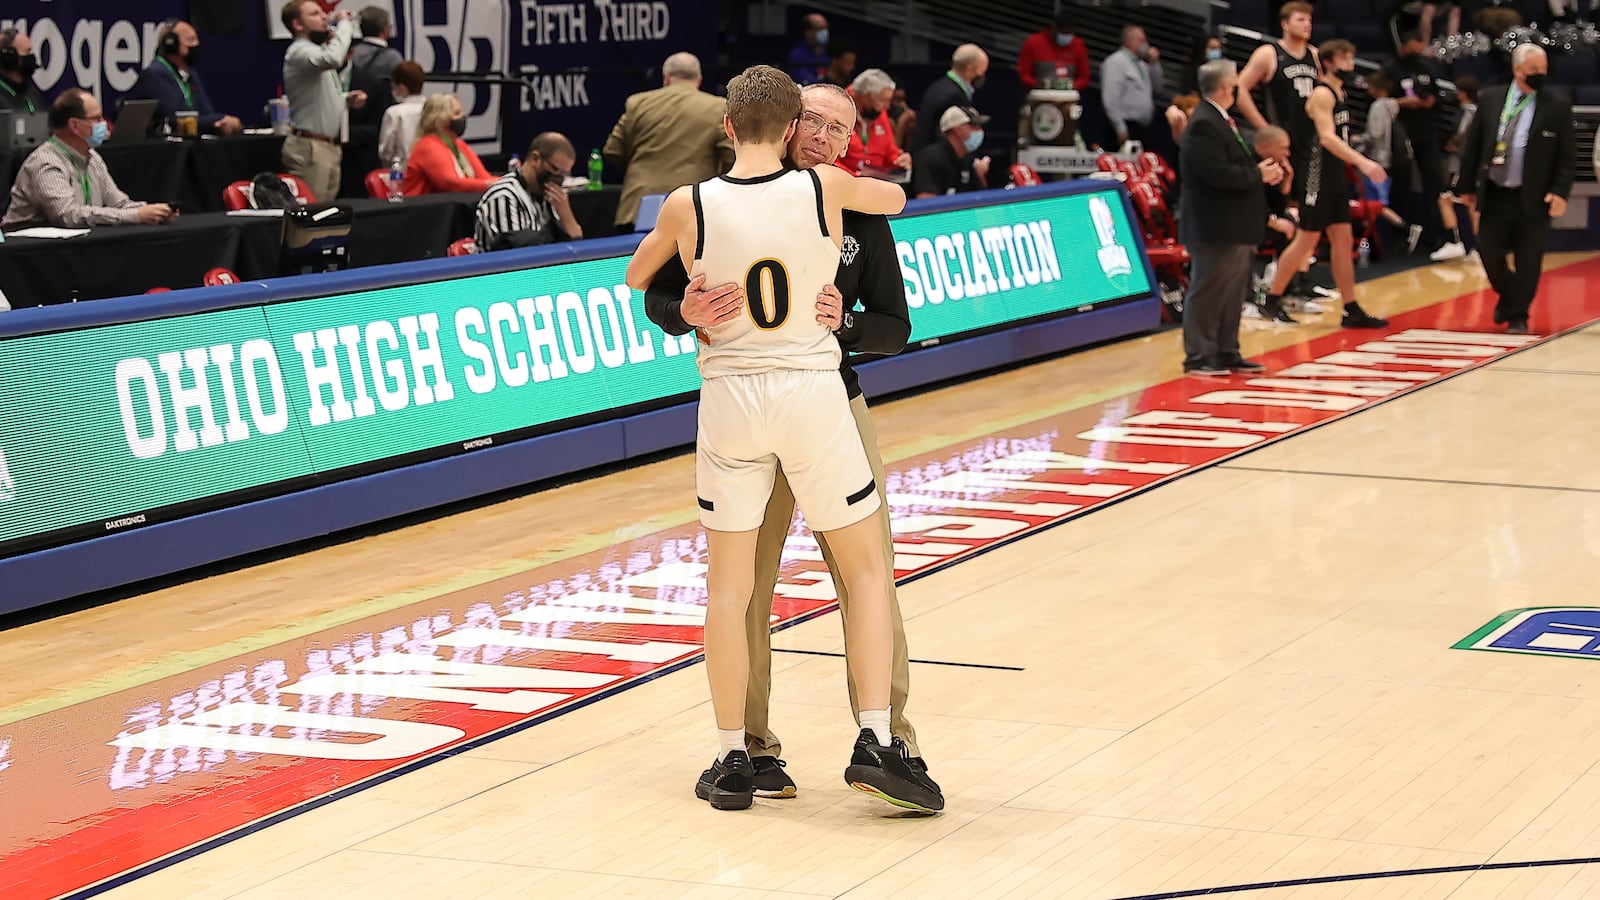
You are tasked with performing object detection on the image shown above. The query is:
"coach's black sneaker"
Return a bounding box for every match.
[751,756,797,799]
[695,749,754,811]
[1341,303,1389,329]
[844,729,943,814]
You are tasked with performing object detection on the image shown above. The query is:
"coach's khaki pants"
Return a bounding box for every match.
[744,393,919,758]
[281,134,342,203]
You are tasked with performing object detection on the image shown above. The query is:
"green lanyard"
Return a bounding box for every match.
[444,135,470,175]
[945,70,972,99]
[0,78,35,113]
[158,57,194,108]
[1496,88,1533,144]
[49,137,92,203]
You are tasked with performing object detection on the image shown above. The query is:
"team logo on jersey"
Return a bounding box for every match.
[1089,196,1133,279]
[1456,608,1600,660]
[841,235,861,267]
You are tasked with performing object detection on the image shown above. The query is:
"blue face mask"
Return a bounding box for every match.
[963,129,984,153]
[88,121,109,148]
[1206,48,1223,61]
[1055,33,1074,47]
[814,28,829,47]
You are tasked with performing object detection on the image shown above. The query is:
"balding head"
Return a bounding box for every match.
[952,43,989,81]
[663,51,701,84]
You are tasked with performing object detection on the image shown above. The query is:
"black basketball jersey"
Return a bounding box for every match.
[1264,41,1320,150]
[1304,81,1352,205]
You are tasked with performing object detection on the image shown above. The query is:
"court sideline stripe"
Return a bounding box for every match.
[772,647,1026,671]
[1109,855,1600,899]
[1489,367,1600,376]
[1219,466,1600,495]
[61,314,1600,900]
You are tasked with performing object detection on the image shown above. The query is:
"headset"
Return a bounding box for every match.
[157,18,182,56]
[0,27,19,68]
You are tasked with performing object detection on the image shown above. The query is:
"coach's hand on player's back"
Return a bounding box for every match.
[680,273,745,327]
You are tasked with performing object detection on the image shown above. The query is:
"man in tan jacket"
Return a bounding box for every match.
[604,52,734,230]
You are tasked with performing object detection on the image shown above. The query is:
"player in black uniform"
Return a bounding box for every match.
[1260,40,1392,330]
[1236,2,1322,322]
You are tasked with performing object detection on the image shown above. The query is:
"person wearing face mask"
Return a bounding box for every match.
[129,21,244,136]
[401,94,495,196]
[839,69,912,177]
[0,28,47,116]
[1017,10,1091,91]
[911,105,990,198]
[909,44,989,152]
[3,89,175,229]
[280,0,368,201]
[1101,25,1163,150]
[474,132,583,250]
[1258,40,1391,330]
[1180,35,1225,96]
[888,87,916,152]
[786,13,832,86]
[343,6,405,197]
[1380,29,1447,251]
[1457,43,1575,334]
[378,61,427,169]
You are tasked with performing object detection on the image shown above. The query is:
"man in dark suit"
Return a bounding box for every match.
[343,5,404,196]
[908,44,989,152]
[1457,44,1575,334]
[1178,58,1284,376]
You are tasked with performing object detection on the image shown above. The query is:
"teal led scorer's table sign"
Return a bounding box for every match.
[0,188,1150,555]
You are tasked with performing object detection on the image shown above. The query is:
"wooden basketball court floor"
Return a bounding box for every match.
[7,253,1600,899]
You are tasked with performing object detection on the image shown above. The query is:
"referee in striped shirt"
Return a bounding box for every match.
[473,132,583,251]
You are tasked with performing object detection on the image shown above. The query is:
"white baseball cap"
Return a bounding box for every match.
[938,105,989,132]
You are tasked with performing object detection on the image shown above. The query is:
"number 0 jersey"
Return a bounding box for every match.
[689,168,843,379]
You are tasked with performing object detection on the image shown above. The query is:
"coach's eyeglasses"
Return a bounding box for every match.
[799,111,851,142]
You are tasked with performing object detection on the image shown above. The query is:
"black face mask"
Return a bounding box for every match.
[308,29,332,45]
[0,52,37,78]
[184,45,202,68]
[861,107,881,121]
[535,167,560,188]
[1334,69,1355,86]
[448,116,467,136]
[970,74,986,91]
[1524,72,1547,92]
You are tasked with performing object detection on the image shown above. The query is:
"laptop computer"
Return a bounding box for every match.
[0,110,49,150]
[106,99,159,145]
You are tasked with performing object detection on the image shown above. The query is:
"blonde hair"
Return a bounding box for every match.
[725,65,801,144]
[417,94,459,139]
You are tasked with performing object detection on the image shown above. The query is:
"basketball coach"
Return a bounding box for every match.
[1457,44,1575,334]
[1178,58,1283,375]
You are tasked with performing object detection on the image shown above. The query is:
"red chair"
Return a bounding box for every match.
[1128,181,1191,324]
[1008,164,1042,187]
[221,175,318,211]
[447,237,477,257]
[1094,153,1122,176]
[204,267,239,286]
[1139,151,1176,194]
[364,168,390,199]
[145,287,171,294]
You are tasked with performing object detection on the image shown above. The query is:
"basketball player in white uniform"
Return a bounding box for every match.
[626,65,935,813]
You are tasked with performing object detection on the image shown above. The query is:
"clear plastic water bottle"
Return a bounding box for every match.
[507,154,520,176]
[387,158,404,202]
[587,148,603,190]
[1357,237,1371,268]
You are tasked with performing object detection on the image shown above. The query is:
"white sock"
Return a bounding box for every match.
[717,728,745,759]
[859,709,892,747]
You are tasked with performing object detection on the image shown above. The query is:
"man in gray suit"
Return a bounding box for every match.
[1178,59,1283,376]
[603,52,734,231]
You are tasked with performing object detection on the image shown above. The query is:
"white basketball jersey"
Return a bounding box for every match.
[689,169,842,378]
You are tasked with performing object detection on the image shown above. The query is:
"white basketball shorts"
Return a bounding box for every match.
[696,369,881,534]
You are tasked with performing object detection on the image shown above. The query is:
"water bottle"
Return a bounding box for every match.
[507,154,520,176]
[387,158,404,202]
[587,148,603,190]
[1357,237,1371,268]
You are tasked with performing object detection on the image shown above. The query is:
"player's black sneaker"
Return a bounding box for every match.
[843,729,943,814]
[751,756,797,798]
[695,749,754,810]
[1341,305,1389,328]
[903,748,945,809]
